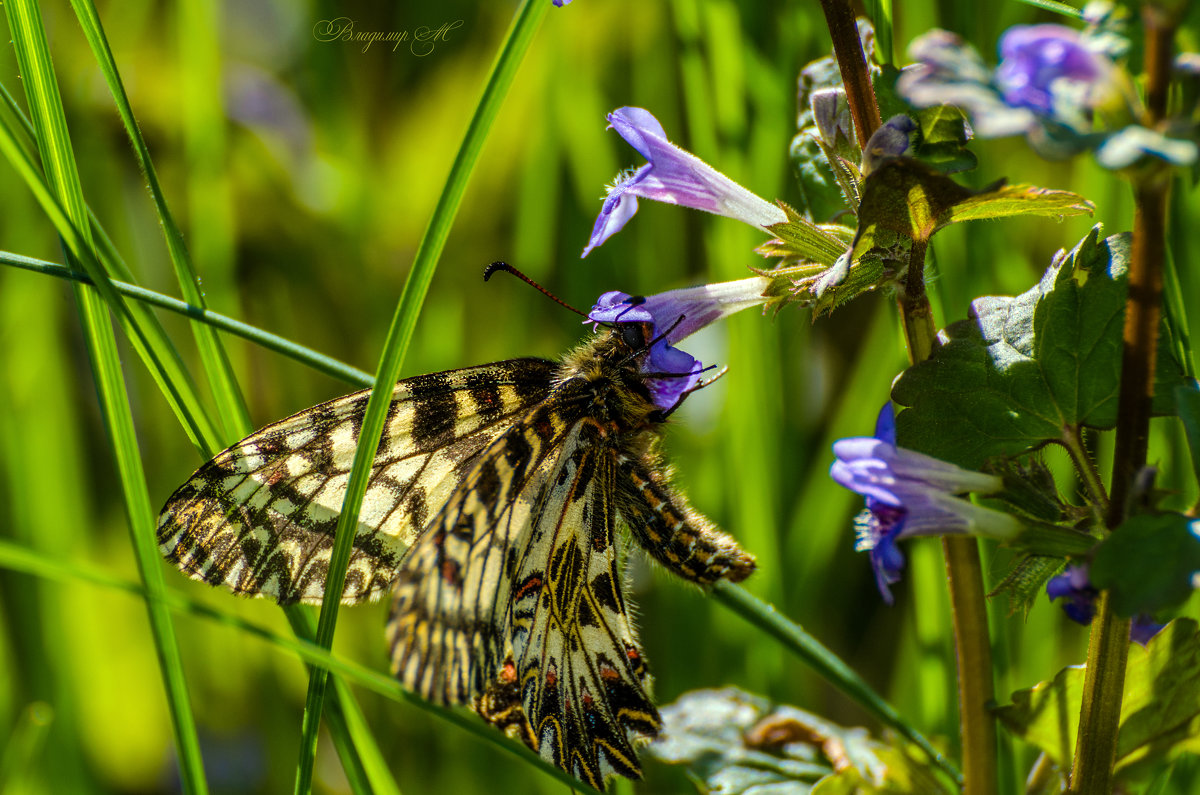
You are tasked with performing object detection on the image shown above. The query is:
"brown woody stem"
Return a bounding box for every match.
[818,0,882,148]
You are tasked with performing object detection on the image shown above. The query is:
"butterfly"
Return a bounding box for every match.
[156,314,756,789]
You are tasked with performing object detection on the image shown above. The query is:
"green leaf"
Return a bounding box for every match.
[913,105,977,174]
[946,184,1094,225]
[995,618,1200,782]
[1091,513,1200,616]
[893,226,1189,469]
[649,688,952,795]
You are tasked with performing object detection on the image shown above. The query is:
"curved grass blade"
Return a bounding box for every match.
[66,0,251,440]
[2,247,956,784]
[294,1,551,792]
[2,2,208,791]
[0,538,591,794]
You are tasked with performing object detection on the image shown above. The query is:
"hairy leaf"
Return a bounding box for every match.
[650,687,951,794]
[995,618,1200,782]
[893,226,1188,469]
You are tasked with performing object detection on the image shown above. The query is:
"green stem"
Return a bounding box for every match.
[898,238,995,795]
[0,252,375,387]
[1060,426,1109,519]
[292,2,548,792]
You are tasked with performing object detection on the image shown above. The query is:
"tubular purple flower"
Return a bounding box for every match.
[587,277,770,412]
[582,107,786,257]
[831,404,1020,603]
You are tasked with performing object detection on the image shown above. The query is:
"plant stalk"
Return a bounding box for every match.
[817,0,881,148]
[1069,4,1182,790]
[899,236,996,795]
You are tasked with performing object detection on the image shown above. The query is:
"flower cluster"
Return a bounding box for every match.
[897,22,1197,168]
[830,404,1021,603]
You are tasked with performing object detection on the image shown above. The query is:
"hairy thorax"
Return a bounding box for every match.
[554,324,664,434]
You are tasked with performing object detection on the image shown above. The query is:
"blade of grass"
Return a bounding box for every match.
[0,84,219,455]
[0,252,374,392]
[56,4,394,780]
[0,538,591,793]
[294,2,550,791]
[3,2,208,791]
[0,702,54,793]
[67,0,251,440]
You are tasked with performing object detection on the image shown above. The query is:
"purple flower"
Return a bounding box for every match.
[587,277,769,412]
[553,0,573,5]
[897,25,1122,159]
[994,25,1110,116]
[583,107,786,257]
[1046,564,1165,646]
[1046,564,1099,624]
[831,404,1019,603]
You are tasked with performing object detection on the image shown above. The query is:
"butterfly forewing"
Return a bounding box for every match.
[157,359,555,604]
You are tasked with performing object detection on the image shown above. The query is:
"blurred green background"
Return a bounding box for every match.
[0,0,1197,792]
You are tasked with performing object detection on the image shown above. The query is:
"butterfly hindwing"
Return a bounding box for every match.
[386,395,578,705]
[509,422,660,787]
[157,358,556,604]
[387,390,662,789]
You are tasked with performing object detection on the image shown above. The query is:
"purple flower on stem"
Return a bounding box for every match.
[831,404,1020,603]
[583,107,786,257]
[587,276,770,412]
[552,0,573,6]
[1046,564,1165,646]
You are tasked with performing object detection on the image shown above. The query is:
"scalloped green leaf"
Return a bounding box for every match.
[893,226,1189,469]
[994,618,1200,782]
[1091,513,1200,616]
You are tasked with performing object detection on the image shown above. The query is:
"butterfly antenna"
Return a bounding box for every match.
[484,261,588,318]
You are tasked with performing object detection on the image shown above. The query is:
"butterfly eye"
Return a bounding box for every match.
[619,324,646,351]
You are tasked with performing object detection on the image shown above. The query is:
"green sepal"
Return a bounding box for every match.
[988,554,1073,620]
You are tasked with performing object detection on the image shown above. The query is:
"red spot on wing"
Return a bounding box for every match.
[441,559,463,587]
[514,576,543,601]
[499,660,518,684]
